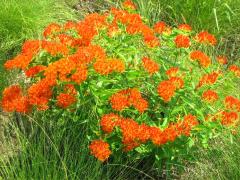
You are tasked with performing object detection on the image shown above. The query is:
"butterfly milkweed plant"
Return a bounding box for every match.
[1,0,240,169]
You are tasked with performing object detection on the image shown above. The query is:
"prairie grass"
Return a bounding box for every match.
[181,129,240,180]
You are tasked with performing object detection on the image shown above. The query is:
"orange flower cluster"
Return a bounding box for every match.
[157,80,176,102]
[202,90,218,103]
[3,10,130,113]
[4,40,41,70]
[71,14,105,46]
[100,113,121,133]
[1,85,31,113]
[22,46,106,111]
[56,34,77,47]
[56,85,77,108]
[89,140,111,162]
[221,111,239,126]
[25,65,46,78]
[178,24,192,31]
[99,113,198,152]
[111,8,160,47]
[197,71,220,88]
[142,57,159,75]
[166,67,179,78]
[42,40,69,56]
[154,21,170,34]
[175,35,191,48]
[93,58,125,75]
[109,88,148,113]
[195,31,217,45]
[190,50,211,67]
[27,78,53,110]
[229,65,240,77]
[217,56,227,65]
[157,76,184,102]
[56,93,76,109]
[169,77,184,89]
[122,0,137,10]
[43,23,62,38]
[44,57,88,84]
[225,96,240,112]
[107,22,120,37]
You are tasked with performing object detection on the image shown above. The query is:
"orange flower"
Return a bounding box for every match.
[109,59,125,72]
[195,31,217,46]
[122,0,137,10]
[175,35,190,48]
[225,96,240,112]
[150,127,166,145]
[197,71,220,88]
[142,57,159,75]
[202,90,218,103]
[56,34,76,47]
[118,118,150,151]
[25,65,46,78]
[44,58,76,83]
[42,41,69,56]
[107,22,120,37]
[1,85,31,113]
[100,113,121,133]
[229,65,240,77]
[56,93,76,108]
[43,23,62,38]
[110,88,148,113]
[21,40,41,55]
[128,88,142,104]
[190,50,211,67]
[143,34,160,47]
[89,140,111,162]
[221,111,239,126]
[151,114,198,145]
[217,56,227,65]
[157,80,176,102]
[71,65,88,84]
[110,91,129,111]
[4,53,34,70]
[169,77,184,89]
[178,24,192,31]
[64,84,77,95]
[132,98,148,113]
[166,67,179,78]
[27,79,53,110]
[64,21,77,31]
[179,114,199,136]
[94,58,125,75]
[154,21,166,34]
[93,59,112,75]
[84,13,107,29]
[99,114,198,150]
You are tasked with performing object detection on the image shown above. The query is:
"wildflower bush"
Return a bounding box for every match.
[1,0,240,166]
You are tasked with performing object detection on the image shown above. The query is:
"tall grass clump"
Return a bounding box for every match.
[0,111,160,179]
